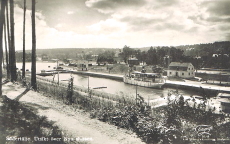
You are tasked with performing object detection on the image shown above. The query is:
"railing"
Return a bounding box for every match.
[35,76,136,105]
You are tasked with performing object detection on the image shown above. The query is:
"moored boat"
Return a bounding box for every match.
[123,71,165,89]
[37,70,54,76]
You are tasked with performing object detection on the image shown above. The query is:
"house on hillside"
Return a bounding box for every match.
[167,62,195,78]
[128,56,139,66]
[41,54,49,61]
[219,98,230,113]
[77,60,88,71]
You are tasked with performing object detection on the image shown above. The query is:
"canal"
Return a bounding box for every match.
[17,62,204,101]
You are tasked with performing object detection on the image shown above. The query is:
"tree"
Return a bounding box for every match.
[170,47,184,62]
[97,50,115,65]
[135,49,146,64]
[6,0,11,80]
[31,0,37,90]
[22,0,26,78]
[4,13,9,79]
[146,47,158,65]
[10,0,17,82]
[0,0,7,96]
[120,45,134,63]
[157,47,168,65]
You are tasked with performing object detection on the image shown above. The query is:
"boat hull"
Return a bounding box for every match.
[37,73,53,76]
[123,77,164,89]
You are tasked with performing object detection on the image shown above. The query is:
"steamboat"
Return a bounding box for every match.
[123,71,165,89]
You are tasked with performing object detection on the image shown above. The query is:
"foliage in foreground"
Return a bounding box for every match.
[36,79,230,144]
[90,92,230,144]
[0,96,65,144]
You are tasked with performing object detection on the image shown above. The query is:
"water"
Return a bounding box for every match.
[17,62,203,101]
[16,62,58,72]
[63,74,202,100]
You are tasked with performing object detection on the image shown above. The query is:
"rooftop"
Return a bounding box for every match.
[169,62,192,67]
[217,93,230,98]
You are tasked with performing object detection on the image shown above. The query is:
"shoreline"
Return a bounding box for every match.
[68,70,230,95]
[17,61,230,95]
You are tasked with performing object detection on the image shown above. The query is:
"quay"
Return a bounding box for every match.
[165,80,230,95]
[69,70,230,95]
[70,70,123,81]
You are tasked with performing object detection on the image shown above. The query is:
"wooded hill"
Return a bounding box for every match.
[17,48,120,61]
[16,41,230,69]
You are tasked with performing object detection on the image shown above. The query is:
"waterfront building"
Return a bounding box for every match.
[217,93,230,98]
[219,98,230,113]
[77,60,88,71]
[217,93,230,113]
[127,56,139,66]
[167,62,195,78]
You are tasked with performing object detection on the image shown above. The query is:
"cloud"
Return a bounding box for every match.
[203,0,230,17]
[120,16,164,27]
[206,16,230,23]
[87,19,126,34]
[12,0,230,49]
[15,0,109,34]
[225,33,230,41]
[219,25,230,31]
[13,5,124,49]
[67,11,74,14]
[85,0,146,14]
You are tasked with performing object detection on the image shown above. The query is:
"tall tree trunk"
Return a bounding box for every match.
[22,0,26,78]
[31,0,37,90]
[4,16,10,80]
[6,0,11,80]
[10,0,17,82]
[2,43,4,66]
[0,0,7,97]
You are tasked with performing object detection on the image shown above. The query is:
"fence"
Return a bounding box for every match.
[35,76,135,103]
[32,76,137,111]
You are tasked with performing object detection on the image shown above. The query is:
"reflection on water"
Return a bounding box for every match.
[17,62,203,101]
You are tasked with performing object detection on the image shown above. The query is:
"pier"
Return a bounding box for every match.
[69,70,230,94]
[165,80,230,95]
[70,70,123,81]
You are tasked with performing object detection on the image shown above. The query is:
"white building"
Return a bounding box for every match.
[219,98,230,113]
[167,62,195,78]
[77,60,88,71]
[217,93,230,113]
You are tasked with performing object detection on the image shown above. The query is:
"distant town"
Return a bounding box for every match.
[15,41,230,83]
[16,41,230,70]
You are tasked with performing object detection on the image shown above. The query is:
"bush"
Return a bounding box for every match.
[0,96,65,144]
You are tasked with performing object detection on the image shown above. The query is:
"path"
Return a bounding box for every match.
[2,82,144,144]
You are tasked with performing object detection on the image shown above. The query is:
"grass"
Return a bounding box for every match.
[0,95,65,144]
[25,76,230,144]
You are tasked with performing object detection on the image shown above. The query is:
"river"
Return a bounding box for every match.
[17,62,204,101]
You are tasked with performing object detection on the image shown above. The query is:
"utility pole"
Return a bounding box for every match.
[136,84,138,105]
[56,60,59,85]
[57,71,59,85]
[88,75,89,93]
[56,59,58,69]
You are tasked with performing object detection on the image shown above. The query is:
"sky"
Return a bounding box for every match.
[11,0,230,50]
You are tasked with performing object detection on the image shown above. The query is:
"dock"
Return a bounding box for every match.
[69,70,230,94]
[70,70,123,81]
[165,80,230,95]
